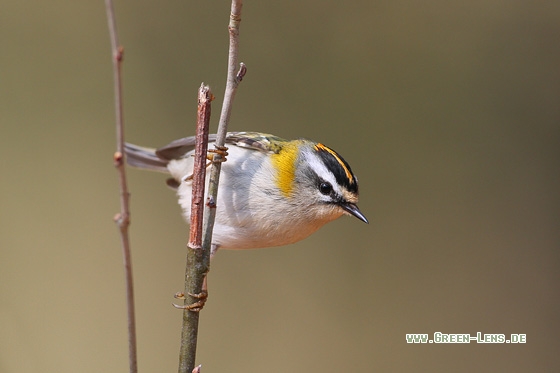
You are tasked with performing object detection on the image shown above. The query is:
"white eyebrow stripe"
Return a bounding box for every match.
[305,151,342,194]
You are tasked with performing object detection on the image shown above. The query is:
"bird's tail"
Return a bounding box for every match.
[124,143,169,173]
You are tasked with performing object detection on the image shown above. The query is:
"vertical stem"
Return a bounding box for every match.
[179,2,245,372]
[104,1,137,373]
[216,0,245,147]
[202,0,245,252]
[178,85,213,373]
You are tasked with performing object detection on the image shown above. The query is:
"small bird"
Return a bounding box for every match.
[125,132,367,253]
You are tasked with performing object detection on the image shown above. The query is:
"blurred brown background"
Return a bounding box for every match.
[1,1,559,372]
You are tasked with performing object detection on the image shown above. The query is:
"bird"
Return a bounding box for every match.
[125,131,368,254]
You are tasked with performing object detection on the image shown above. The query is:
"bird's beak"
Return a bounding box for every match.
[340,202,369,224]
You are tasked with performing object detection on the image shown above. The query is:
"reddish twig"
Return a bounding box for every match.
[104,1,137,373]
[177,2,245,371]
[179,0,247,373]
[177,84,213,373]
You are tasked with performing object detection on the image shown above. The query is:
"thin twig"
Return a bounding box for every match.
[104,1,137,373]
[177,2,245,371]
[202,0,245,253]
[177,85,213,373]
[215,0,245,148]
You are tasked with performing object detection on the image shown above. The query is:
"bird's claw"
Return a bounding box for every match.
[207,145,228,163]
[173,290,209,312]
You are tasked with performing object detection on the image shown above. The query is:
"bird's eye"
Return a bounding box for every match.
[319,181,333,195]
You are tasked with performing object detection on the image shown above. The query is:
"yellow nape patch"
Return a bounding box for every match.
[271,141,299,197]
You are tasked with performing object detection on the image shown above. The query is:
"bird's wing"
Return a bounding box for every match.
[156,132,287,160]
[225,132,286,154]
